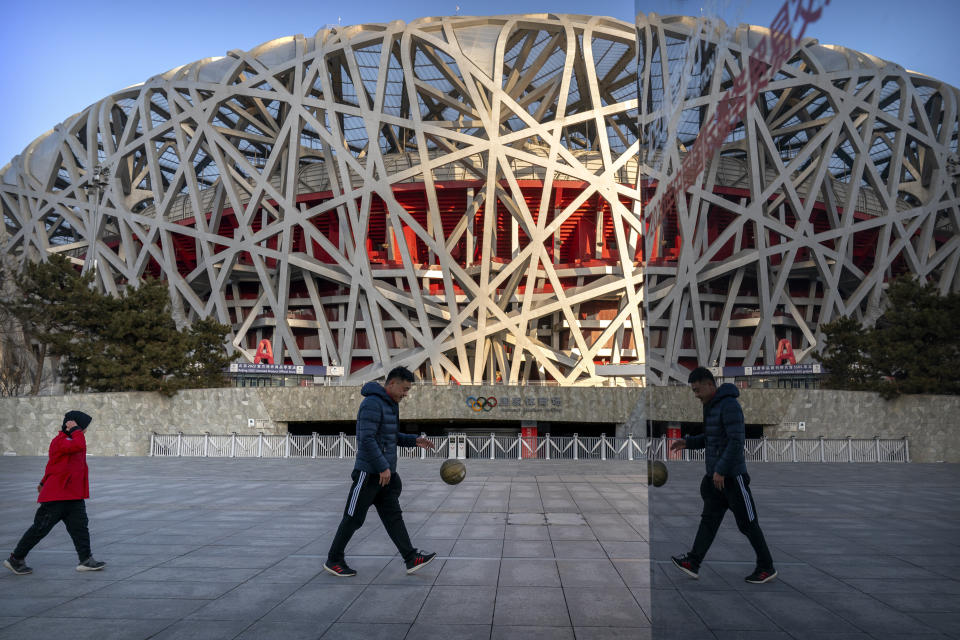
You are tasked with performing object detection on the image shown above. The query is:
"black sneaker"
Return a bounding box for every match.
[745,567,778,584]
[670,553,700,579]
[405,551,437,574]
[76,557,106,572]
[4,555,32,575]
[323,560,357,577]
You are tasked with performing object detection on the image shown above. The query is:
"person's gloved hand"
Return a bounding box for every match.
[62,419,81,436]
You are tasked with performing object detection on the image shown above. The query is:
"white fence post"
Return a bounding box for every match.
[149,433,155,457]
[627,434,634,461]
[791,436,797,463]
[312,432,318,459]
[257,433,263,458]
[847,436,853,463]
[176,432,182,457]
[762,436,768,462]
[875,436,881,463]
[339,433,345,459]
[601,434,607,461]
[204,433,209,457]
[517,432,523,460]
[818,435,824,463]
[545,433,551,460]
[285,433,291,458]
[230,433,236,458]
[573,434,579,461]
[490,433,496,460]
[904,437,910,463]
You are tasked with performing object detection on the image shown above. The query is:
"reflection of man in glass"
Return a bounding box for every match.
[669,367,777,584]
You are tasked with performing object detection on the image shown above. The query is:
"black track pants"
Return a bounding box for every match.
[690,473,774,569]
[13,500,92,562]
[327,469,415,563]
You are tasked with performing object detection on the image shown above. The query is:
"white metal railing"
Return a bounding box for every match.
[149,433,909,463]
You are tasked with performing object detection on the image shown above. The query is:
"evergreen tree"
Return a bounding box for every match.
[869,278,960,398]
[814,316,872,390]
[4,255,236,395]
[816,277,960,398]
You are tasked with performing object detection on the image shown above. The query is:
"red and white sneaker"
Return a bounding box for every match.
[405,551,437,574]
[670,553,700,579]
[323,560,357,577]
[745,567,778,584]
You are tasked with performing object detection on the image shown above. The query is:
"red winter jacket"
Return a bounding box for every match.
[37,430,89,502]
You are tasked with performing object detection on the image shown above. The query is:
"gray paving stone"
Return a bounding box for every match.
[844,578,960,595]
[807,591,941,635]
[259,582,365,623]
[502,539,554,557]
[459,523,506,539]
[563,586,651,627]
[146,619,250,640]
[0,619,21,631]
[556,557,625,587]
[498,558,561,587]
[614,559,652,588]
[233,620,332,640]
[186,582,300,621]
[872,591,960,613]
[710,632,793,640]
[601,541,650,557]
[435,557,501,586]
[0,577,111,598]
[131,566,263,583]
[416,585,496,624]
[547,525,594,540]
[318,622,410,639]
[409,623,492,640]
[493,586,570,626]
[450,538,503,557]
[552,539,608,558]
[646,587,711,631]
[919,613,960,638]
[491,625,575,640]
[0,617,170,640]
[742,591,860,635]
[338,584,430,623]
[0,595,79,617]
[680,590,778,631]
[87,579,237,599]
[572,628,653,640]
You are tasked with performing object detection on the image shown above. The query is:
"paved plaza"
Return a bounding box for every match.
[0,456,957,639]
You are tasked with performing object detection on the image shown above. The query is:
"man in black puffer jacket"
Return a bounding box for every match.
[669,367,777,584]
[324,366,437,578]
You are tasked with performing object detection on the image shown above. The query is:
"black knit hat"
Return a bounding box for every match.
[62,410,93,431]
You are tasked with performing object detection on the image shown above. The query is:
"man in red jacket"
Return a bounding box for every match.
[4,410,106,575]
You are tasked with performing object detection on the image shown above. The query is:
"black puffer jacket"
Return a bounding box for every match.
[354,381,417,473]
[684,382,748,477]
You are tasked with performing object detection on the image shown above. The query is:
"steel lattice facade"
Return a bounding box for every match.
[1,14,958,385]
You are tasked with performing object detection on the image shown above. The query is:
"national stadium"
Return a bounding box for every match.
[1,13,958,386]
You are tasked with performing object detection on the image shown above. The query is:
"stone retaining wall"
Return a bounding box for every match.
[1,386,957,461]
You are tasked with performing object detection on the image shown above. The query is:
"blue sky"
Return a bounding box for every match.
[1,0,956,165]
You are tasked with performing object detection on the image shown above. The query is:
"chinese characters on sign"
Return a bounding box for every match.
[649,0,831,229]
[464,396,564,413]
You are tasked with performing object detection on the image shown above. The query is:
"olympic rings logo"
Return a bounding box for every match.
[466,396,498,412]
